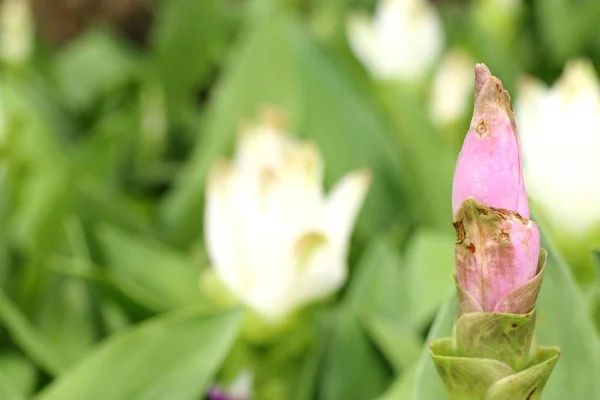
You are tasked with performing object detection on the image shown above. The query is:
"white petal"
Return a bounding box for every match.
[347,0,443,81]
[517,60,600,234]
[324,169,372,251]
[347,14,379,76]
[0,0,33,64]
[430,49,474,125]
[285,242,346,315]
[204,159,245,293]
[228,370,253,399]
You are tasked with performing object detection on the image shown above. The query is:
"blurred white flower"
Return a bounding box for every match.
[516,59,600,235]
[0,0,34,65]
[430,49,474,126]
[347,0,444,82]
[204,110,371,322]
[209,370,253,400]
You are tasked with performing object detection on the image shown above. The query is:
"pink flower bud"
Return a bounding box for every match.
[452,63,530,219]
[454,199,540,312]
[452,64,543,313]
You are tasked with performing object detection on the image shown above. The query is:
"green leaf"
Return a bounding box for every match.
[377,367,417,400]
[410,292,456,400]
[98,225,205,312]
[360,315,422,372]
[36,273,97,366]
[318,239,404,400]
[319,308,392,400]
[404,229,455,329]
[35,307,242,400]
[0,351,34,400]
[52,30,138,111]
[0,371,24,400]
[0,290,69,376]
[410,237,600,399]
[376,86,455,230]
[532,0,600,64]
[294,339,325,400]
[161,9,405,247]
[151,0,229,122]
[351,238,422,371]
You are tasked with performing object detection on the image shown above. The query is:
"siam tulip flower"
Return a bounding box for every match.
[430,64,559,400]
[346,0,443,82]
[0,0,33,65]
[430,49,474,126]
[204,110,371,322]
[516,60,600,237]
[452,63,540,313]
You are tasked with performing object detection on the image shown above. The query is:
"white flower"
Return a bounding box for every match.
[209,370,253,400]
[0,0,34,65]
[204,111,371,322]
[516,59,600,235]
[430,49,474,126]
[347,0,444,82]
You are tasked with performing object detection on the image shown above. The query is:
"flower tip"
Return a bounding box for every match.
[351,169,374,195]
[474,63,492,97]
[208,158,233,189]
[258,106,287,131]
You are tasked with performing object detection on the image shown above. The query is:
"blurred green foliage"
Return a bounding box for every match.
[0,0,600,399]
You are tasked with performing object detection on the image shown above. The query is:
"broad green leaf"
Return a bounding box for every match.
[410,236,600,400]
[409,292,456,400]
[98,225,204,312]
[36,307,242,400]
[3,77,70,252]
[294,339,325,400]
[350,238,422,371]
[3,77,74,308]
[37,273,97,366]
[531,0,600,66]
[318,239,404,400]
[360,315,422,372]
[376,85,455,231]
[0,290,69,376]
[0,369,23,400]
[404,229,455,329]
[161,8,405,247]
[350,239,407,316]
[151,0,229,122]
[0,350,36,398]
[319,308,392,400]
[37,218,97,367]
[377,366,417,400]
[52,30,138,111]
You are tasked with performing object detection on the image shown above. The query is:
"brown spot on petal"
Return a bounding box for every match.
[487,205,528,223]
[475,120,488,136]
[499,231,510,241]
[476,206,489,215]
[466,243,476,253]
[453,220,465,243]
